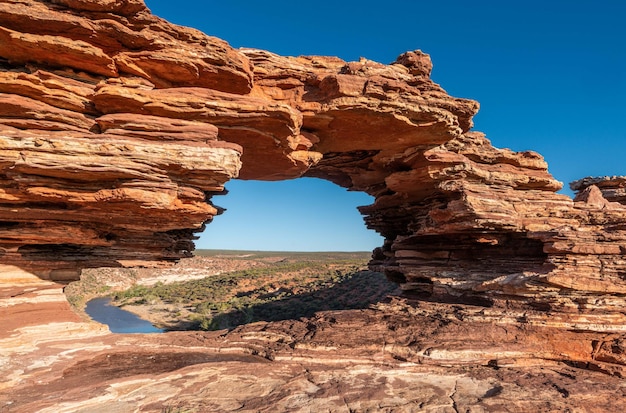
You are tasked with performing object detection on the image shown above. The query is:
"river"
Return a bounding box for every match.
[85,297,163,334]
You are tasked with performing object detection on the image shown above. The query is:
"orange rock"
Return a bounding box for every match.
[1,1,626,410]
[0,26,118,77]
[51,0,146,15]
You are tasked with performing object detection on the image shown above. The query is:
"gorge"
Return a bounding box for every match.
[1,0,626,411]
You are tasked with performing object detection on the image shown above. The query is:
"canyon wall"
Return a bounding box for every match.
[2,0,626,389]
[0,1,552,274]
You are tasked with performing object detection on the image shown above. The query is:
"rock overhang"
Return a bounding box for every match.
[1,2,626,400]
[0,1,624,354]
[0,0,480,275]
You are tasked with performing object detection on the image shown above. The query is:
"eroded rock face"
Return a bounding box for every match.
[0,0,252,277]
[0,0,488,278]
[1,0,626,407]
[571,175,626,205]
[3,0,624,333]
[3,272,626,412]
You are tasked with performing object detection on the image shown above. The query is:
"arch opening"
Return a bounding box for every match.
[198,178,384,252]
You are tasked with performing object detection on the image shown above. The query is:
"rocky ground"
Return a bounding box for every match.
[2,254,626,412]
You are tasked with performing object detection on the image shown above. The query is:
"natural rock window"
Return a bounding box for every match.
[196,178,382,252]
[1,0,626,380]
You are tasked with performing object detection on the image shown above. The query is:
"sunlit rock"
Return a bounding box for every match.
[1,0,626,410]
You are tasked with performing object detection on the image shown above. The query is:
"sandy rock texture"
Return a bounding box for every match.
[1,0,626,411]
[0,0,248,278]
[2,275,626,412]
[0,0,479,276]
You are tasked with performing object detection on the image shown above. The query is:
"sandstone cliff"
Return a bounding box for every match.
[2,0,626,411]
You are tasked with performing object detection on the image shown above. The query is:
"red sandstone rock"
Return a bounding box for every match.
[52,0,146,15]
[2,270,626,412]
[571,175,626,204]
[1,0,626,411]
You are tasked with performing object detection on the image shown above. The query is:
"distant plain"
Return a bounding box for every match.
[68,250,398,332]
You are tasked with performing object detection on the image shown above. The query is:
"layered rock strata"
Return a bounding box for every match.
[571,175,626,204]
[0,0,251,277]
[3,274,626,412]
[0,0,486,279]
[1,0,626,391]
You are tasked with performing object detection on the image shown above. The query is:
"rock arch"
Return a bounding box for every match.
[1,1,626,368]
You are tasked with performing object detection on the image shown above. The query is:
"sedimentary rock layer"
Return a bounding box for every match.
[571,175,626,204]
[0,0,481,277]
[0,0,477,275]
[0,0,255,276]
[2,271,626,412]
[1,0,626,392]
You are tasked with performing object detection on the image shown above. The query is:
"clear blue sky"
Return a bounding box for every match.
[145,0,626,252]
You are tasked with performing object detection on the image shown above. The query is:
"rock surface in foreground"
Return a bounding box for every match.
[2,274,626,412]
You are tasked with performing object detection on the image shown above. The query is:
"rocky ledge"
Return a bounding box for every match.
[2,267,626,412]
[1,0,626,411]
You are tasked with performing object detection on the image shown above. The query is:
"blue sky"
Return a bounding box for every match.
[146,0,626,251]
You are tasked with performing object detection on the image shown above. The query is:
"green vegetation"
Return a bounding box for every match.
[64,271,115,311]
[64,251,398,331]
[110,256,397,331]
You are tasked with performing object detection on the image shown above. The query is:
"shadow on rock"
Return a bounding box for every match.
[186,270,399,331]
